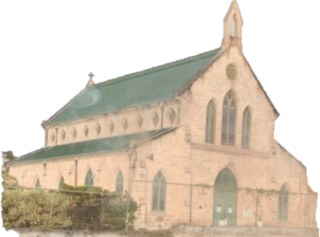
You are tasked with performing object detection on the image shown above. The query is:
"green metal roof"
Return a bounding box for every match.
[9,128,174,165]
[47,49,220,126]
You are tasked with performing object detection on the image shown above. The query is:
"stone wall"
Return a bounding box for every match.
[14,226,319,237]
[181,46,276,153]
[45,101,179,147]
[173,225,319,237]
[9,152,129,191]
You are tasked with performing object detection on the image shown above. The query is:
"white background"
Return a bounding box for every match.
[1,0,319,236]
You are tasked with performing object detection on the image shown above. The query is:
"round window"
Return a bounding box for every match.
[226,64,237,80]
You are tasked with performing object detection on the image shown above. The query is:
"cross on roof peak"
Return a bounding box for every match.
[86,72,95,87]
[88,72,95,80]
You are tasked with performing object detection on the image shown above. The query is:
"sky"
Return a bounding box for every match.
[1,0,320,236]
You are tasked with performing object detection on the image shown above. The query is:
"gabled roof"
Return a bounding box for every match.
[8,128,175,165]
[46,49,220,126]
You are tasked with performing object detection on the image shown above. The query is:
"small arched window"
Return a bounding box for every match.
[85,169,94,189]
[221,91,236,146]
[116,171,123,194]
[35,178,41,190]
[205,100,215,144]
[278,185,289,220]
[152,172,166,212]
[231,15,236,37]
[59,176,65,190]
[242,107,251,148]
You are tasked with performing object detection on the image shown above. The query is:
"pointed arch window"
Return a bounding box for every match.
[206,100,216,143]
[242,107,251,148]
[152,172,166,212]
[221,91,236,146]
[116,171,123,194]
[85,169,94,189]
[278,185,289,221]
[59,176,65,190]
[35,178,41,190]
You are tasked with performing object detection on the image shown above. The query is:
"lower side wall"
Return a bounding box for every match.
[173,225,319,237]
[12,226,319,237]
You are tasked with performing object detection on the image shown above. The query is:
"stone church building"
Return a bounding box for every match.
[6,1,318,231]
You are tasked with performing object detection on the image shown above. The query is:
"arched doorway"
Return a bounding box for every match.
[213,168,238,226]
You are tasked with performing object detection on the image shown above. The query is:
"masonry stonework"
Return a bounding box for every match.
[6,1,318,235]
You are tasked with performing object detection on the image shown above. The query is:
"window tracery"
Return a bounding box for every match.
[152,172,166,212]
[221,91,236,146]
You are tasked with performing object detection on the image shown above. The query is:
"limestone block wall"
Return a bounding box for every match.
[13,226,320,237]
[130,127,191,229]
[187,140,315,228]
[173,225,319,237]
[9,152,129,193]
[45,101,179,147]
[307,192,318,228]
[125,129,315,229]
[180,46,276,153]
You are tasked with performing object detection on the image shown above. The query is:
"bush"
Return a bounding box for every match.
[2,189,72,230]
[2,170,18,187]
[105,196,138,230]
[2,182,139,231]
[61,183,138,230]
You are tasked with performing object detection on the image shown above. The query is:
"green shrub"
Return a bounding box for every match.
[2,182,139,231]
[105,196,138,230]
[2,189,72,230]
[2,170,18,187]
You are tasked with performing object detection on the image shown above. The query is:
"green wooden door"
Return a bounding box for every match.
[213,168,237,226]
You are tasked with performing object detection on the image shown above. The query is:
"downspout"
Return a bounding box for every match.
[144,164,148,226]
[74,157,78,187]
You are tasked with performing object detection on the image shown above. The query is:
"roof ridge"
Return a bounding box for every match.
[94,48,219,88]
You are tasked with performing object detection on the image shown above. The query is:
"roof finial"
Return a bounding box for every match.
[86,72,95,87]
[88,72,94,80]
